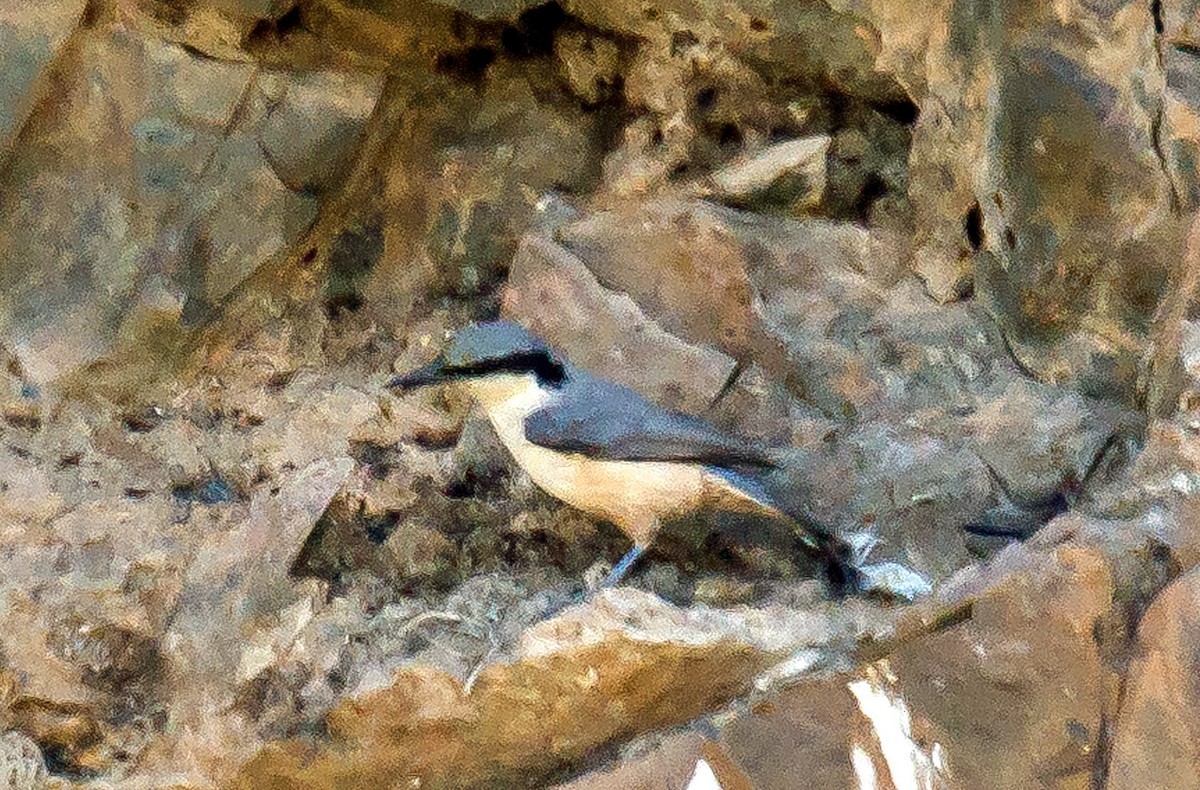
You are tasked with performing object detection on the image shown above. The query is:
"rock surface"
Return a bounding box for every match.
[1105,568,1200,790]
[0,0,1199,788]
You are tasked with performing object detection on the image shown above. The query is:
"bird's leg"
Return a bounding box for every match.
[601,544,647,588]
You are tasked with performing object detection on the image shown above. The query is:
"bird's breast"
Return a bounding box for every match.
[468,378,706,539]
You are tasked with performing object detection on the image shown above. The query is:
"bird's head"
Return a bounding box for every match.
[387,320,566,395]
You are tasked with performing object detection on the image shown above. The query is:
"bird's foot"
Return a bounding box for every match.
[834,530,932,602]
[532,547,649,624]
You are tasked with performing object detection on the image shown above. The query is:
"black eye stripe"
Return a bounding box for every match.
[446,352,565,386]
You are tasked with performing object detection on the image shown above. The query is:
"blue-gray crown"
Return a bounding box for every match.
[388,320,566,391]
[442,320,553,368]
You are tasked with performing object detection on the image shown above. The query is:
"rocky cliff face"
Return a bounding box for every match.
[1,1,1200,788]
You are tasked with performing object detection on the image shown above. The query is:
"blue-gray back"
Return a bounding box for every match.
[524,369,775,468]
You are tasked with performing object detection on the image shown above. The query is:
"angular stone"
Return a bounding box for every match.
[551,733,754,790]
[232,638,769,790]
[705,135,830,212]
[905,1,1174,398]
[967,378,1134,501]
[230,587,877,789]
[0,17,321,385]
[880,544,1117,789]
[502,233,736,414]
[0,0,86,155]
[0,451,64,529]
[252,383,378,474]
[1105,568,1200,789]
[8,698,100,778]
[167,457,353,696]
[257,70,384,195]
[554,29,621,106]
[556,200,791,377]
[0,22,157,383]
[0,731,47,790]
[720,674,894,789]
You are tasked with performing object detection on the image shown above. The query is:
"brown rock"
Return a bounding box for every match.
[555,200,791,377]
[502,233,736,414]
[0,451,64,529]
[8,697,102,777]
[0,19,157,383]
[551,733,755,790]
[229,587,871,789]
[257,70,384,195]
[1105,567,1200,789]
[0,11,327,388]
[0,0,86,156]
[966,378,1133,501]
[564,0,908,106]
[879,544,1117,789]
[554,29,622,106]
[376,522,458,589]
[166,457,352,711]
[904,0,1176,399]
[721,678,876,789]
[252,384,378,474]
[232,635,769,790]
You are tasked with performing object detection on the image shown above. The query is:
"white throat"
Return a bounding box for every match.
[462,373,553,448]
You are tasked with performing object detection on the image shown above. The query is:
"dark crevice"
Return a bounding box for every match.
[324,223,384,320]
[668,161,691,179]
[177,41,235,63]
[994,321,1043,382]
[244,4,305,47]
[433,46,497,82]
[1176,39,1200,58]
[964,202,984,251]
[853,174,888,225]
[122,409,165,433]
[1091,703,1121,787]
[500,1,567,57]
[706,360,745,412]
[824,89,852,129]
[1150,104,1182,213]
[716,122,742,147]
[275,4,303,36]
[1149,0,1183,213]
[694,86,718,110]
[870,97,920,126]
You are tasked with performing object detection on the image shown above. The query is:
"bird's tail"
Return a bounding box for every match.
[704,467,864,597]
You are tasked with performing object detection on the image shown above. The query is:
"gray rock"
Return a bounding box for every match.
[707,136,830,204]
[967,378,1135,501]
[0,0,86,156]
[257,70,384,195]
[502,233,736,415]
[0,731,47,790]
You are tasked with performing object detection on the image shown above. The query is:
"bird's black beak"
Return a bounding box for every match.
[386,359,450,391]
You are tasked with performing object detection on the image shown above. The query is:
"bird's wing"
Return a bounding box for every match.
[523,371,775,467]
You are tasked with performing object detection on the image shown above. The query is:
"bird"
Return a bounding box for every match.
[387,319,862,594]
